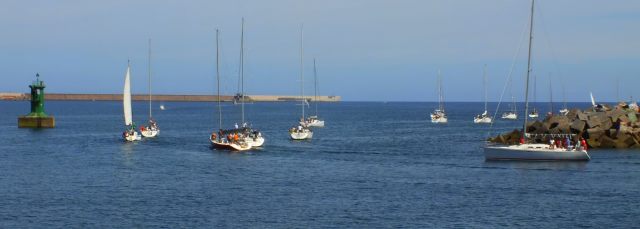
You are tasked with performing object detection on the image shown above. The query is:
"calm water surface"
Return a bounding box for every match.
[1,101,638,228]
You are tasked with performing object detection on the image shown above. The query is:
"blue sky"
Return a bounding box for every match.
[0,0,638,102]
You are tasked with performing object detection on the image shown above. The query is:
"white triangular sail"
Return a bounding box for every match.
[123,64,133,126]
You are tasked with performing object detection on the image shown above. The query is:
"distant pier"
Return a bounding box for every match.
[0,93,341,102]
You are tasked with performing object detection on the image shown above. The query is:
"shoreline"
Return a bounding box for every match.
[0,93,340,102]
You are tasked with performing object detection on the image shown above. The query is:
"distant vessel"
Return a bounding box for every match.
[559,83,569,115]
[430,70,448,123]
[159,105,166,110]
[528,74,539,118]
[484,0,590,161]
[122,61,141,142]
[502,96,518,120]
[209,29,251,151]
[290,25,313,140]
[301,58,325,127]
[474,65,492,124]
[141,39,159,138]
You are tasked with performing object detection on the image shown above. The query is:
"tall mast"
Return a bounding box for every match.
[148,38,152,119]
[483,64,487,112]
[300,24,305,120]
[562,83,567,109]
[549,74,553,113]
[523,0,535,138]
[240,18,245,124]
[216,29,222,129]
[313,58,318,116]
[438,70,443,111]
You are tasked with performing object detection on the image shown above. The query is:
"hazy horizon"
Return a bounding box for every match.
[1,0,638,102]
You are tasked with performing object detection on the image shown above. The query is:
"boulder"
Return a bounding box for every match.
[577,111,589,121]
[570,120,586,132]
[600,135,616,148]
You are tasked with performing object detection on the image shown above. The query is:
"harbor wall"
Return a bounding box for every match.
[0,93,341,102]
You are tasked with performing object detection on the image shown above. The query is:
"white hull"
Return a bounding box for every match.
[141,129,159,138]
[301,119,325,127]
[484,144,590,161]
[124,132,141,142]
[430,114,448,123]
[474,116,492,124]
[501,113,518,120]
[290,131,313,140]
[559,109,569,116]
[246,136,265,147]
[528,114,539,118]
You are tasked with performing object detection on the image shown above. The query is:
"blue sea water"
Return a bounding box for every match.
[1,101,639,228]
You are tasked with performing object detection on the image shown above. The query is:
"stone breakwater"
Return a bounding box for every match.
[489,104,640,149]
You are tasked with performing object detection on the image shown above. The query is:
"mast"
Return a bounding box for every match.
[313,58,318,116]
[300,24,305,120]
[216,29,222,129]
[437,69,442,111]
[483,64,487,112]
[523,0,535,139]
[562,82,567,110]
[240,18,245,124]
[148,39,152,120]
[549,74,553,113]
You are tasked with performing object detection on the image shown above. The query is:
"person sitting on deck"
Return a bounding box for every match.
[549,139,555,149]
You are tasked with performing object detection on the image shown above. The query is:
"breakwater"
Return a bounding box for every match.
[0,93,341,102]
[490,104,640,148]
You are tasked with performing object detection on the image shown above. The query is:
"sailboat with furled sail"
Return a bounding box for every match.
[290,24,313,140]
[301,58,325,127]
[474,65,492,123]
[141,39,159,138]
[209,29,251,151]
[122,60,141,142]
[430,70,448,123]
[484,0,590,161]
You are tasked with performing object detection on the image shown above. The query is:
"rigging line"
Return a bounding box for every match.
[536,1,566,97]
[487,15,530,139]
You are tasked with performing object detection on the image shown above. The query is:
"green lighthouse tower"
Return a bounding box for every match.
[18,73,55,128]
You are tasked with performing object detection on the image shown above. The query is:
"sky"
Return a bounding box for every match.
[0,0,639,102]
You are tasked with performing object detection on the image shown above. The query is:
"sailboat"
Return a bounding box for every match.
[122,61,141,142]
[559,83,569,115]
[301,58,325,127]
[528,74,539,118]
[546,75,554,117]
[484,0,590,161]
[474,65,492,124]
[290,25,313,140]
[502,96,518,120]
[430,70,448,123]
[209,29,251,151]
[141,39,159,138]
[235,18,265,148]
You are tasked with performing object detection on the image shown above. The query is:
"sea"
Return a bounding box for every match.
[1,101,639,228]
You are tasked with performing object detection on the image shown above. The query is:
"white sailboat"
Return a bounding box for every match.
[484,0,590,161]
[474,65,492,124]
[209,29,251,151]
[122,61,141,142]
[141,39,159,138]
[502,96,518,120]
[290,25,313,140]
[301,58,325,127]
[235,18,265,148]
[559,83,569,115]
[430,70,448,123]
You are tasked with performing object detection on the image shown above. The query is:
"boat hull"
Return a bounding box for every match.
[124,132,141,142]
[141,129,159,138]
[304,120,325,127]
[431,117,448,123]
[501,113,518,120]
[484,144,590,161]
[210,138,251,151]
[246,136,265,147]
[473,117,492,123]
[290,131,313,140]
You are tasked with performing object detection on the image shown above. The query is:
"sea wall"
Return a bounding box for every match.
[489,104,640,148]
[0,93,341,102]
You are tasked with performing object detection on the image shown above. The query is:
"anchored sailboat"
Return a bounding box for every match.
[502,96,518,120]
[559,82,569,115]
[528,74,539,118]
[290,25,313,140]
[209,29,251,151]
[484,0,590,161]
[122,61,141,142]
[474,65,492,124]
[141,39,159,138]
[430,70,448,123]
[301,58,325,127]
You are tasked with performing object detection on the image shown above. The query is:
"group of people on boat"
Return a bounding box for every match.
[140,119,158,132]
[122,123,137,138]
[548,137,588,151]
[211,123,262,143]
[290,118,311,134]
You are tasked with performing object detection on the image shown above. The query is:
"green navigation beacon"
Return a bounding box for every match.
[18,73,55,128]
